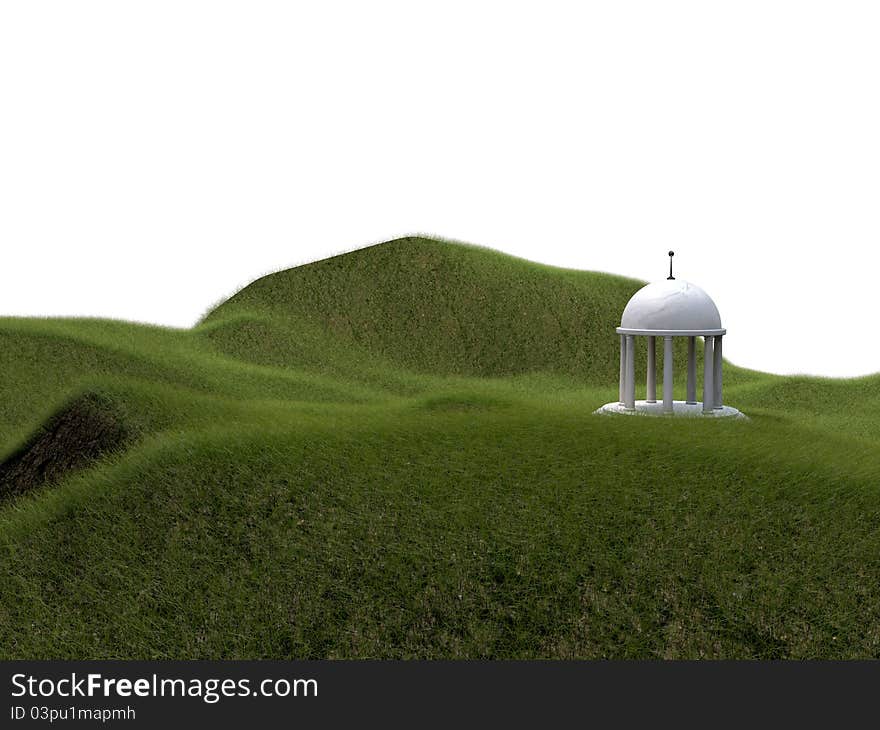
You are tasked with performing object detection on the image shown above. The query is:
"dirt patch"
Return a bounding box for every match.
[0,392,134,502]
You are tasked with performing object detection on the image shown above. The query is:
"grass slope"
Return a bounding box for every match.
[1,236,878,659]
[202,236,641,379]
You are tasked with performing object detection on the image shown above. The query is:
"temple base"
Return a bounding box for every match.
[594,400,747,419]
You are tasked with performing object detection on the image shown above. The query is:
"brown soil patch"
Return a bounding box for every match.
[0,392,133,502]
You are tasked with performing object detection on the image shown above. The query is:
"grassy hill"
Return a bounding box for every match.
[1,236,879,659]
[201,236,640,379]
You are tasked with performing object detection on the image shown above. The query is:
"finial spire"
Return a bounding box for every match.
[667,250,675,280]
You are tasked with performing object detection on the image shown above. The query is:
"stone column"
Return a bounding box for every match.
[713,334,723,409]
[686,336,697,404]
[646,336,656,403]
[703,336,714,413]
[625,335,636,411]
[619,334,626,405]
[663,336,674,413]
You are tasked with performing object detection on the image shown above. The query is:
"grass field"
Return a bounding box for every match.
[1,236,879,659]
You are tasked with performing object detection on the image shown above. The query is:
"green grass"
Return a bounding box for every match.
[1,236,878,659]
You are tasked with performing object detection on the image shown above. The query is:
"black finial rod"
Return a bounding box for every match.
[667,250,675,280]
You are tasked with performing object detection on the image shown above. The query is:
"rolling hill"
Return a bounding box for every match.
[1,236,878,659]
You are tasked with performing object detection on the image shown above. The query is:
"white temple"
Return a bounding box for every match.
[595,252,746,419]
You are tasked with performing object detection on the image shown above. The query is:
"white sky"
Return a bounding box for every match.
[1,1,878,377]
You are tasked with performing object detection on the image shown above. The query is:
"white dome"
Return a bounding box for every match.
[620,279,722,333]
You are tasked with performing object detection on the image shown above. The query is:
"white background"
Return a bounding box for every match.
[1,1,878,377]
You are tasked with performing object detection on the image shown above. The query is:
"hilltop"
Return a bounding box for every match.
[0,236,879,660]
[201,236,641,380]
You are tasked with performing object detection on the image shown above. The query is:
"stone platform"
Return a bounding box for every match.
[594,400,747,419]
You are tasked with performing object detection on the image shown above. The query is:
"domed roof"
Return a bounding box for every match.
[619,279,723,333]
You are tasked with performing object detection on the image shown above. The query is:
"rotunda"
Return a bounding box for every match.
[595,252,746,418]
